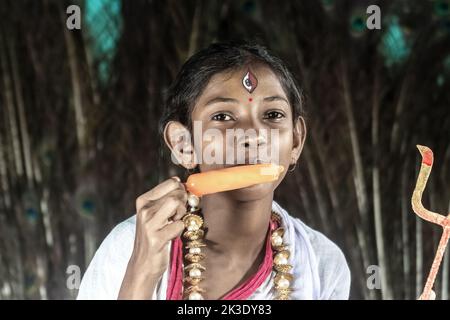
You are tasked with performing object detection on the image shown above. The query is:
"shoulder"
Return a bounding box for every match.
[107,215,137,246]
[77,215,137,299]
[289,216,351,299]
[301,221,348,271]
[95,215,137,261]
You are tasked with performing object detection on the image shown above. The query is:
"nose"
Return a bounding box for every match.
[237,132,267,148]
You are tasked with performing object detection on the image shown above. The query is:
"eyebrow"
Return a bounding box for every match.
[205,97,239,106]
[205,95,289,106]
[263,95,289,104]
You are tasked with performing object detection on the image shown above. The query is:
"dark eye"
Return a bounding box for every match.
[211,113,234,121]
[264,111,285,120]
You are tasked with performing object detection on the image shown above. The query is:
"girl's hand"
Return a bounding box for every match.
[118,177,188,299]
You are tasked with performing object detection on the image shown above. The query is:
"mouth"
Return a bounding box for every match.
[251,158,265,165]
[226,158,269,168]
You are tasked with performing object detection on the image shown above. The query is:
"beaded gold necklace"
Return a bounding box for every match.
[181,193,293,300]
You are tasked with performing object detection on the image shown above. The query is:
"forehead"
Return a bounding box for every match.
[198,64,286,99]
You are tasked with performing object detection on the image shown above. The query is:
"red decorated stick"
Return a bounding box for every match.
[412,145,450,300]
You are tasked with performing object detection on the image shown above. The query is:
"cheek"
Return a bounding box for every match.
[196,128,228,167]
[202,127,229,147]
[272,129,293,155]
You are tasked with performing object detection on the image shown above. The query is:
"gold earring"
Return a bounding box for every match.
[186,163,198,175]
[288,161,298,173]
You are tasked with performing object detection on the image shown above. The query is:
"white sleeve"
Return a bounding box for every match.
[326,250,351,300]
[77,218,136,300]
[306,228,351,300]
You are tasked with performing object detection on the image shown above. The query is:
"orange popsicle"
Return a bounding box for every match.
[185,163,284,197]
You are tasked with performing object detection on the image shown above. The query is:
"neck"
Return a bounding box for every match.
[200,192,273,259]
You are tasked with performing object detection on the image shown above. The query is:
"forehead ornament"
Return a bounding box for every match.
[242,69,258,93]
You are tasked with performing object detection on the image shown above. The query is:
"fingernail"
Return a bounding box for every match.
[171,176,181,182]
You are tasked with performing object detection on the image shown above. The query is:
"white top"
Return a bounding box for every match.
[77,201,351,300]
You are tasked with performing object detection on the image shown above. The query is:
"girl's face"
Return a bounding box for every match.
[165,64,306,201]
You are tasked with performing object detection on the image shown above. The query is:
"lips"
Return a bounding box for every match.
[225,158,268,168]
[251,158,265,165]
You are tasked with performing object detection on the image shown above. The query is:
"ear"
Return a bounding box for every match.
[163,121,198,170]
[291,116,307,164]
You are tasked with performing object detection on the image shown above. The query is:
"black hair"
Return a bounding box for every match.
[159,41,305,137]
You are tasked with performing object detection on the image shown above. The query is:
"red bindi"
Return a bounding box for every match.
[248,97,253,102]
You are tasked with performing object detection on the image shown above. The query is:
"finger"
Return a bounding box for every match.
[164,188,188,204]
[136,177,184,210]
[157,220,185,242]
[172,203,188,221]
[139,189,187,222]
[164,189,188,221]
[151,197,182,229]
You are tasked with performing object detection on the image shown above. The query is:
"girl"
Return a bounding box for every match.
[77,42,351,300]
